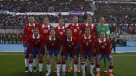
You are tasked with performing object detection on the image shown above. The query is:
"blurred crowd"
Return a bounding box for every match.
[95,2,136,11]
[0,0,92,12]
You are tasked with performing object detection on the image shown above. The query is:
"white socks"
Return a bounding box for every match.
[90,64,95,76]
[39,63,43,72]
[81,64,86,76]
[29,63,33,72]
[74,64,78,72]
[62,64,66,72]
[25,58,29,67]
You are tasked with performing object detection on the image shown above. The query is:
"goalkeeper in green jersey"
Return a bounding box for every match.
[96,17,110,73]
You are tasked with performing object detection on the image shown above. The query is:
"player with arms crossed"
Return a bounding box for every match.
[27,27,44,76]
[95,31,113,76]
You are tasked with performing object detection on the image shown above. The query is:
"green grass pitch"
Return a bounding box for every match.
[0,52,136,76]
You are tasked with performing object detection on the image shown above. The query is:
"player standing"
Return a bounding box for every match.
[62,29,78,76]
[80,28,95,76]
[67,16,83,72]
[45,28,61,76]
[27,27,44,76]
[95,31,113,76]
[22,16,41,72]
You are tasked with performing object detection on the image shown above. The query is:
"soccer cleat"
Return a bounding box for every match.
[103,69,108,73]
[39,72,43,76]
[33,67,36,72]
[96,72,100,76]
[25,67,29,73]
[45,71,51,76]
[108,72,113,76]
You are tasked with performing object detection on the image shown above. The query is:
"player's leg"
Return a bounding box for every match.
[96,54,101,76]
[103,55,109,73]
[89,52,95,76]
[33,49,37,72]
[54,48,61,76]
[106,54,113,76]
[24,45,29,72]
[61,48,67,76]
[73,50,78,76]
[77,45,81,72]
[38,49,44,76]
[28,52,33,76]
[81,51,86,76]
[46,50,53,76]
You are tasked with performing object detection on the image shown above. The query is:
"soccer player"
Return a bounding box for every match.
[41,17,53,40]
[22,16,41,72]
[96,17,110,73]
[62,29,78,76]
[83,16,97,35]
[80,28,95,76]
[45,28,61,76]
[67,16,83,72]
[95,31,113,76]
[27,27,44,76]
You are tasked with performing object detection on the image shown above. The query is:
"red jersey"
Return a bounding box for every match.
[67,23,83,38]
[55,26,66,44]
[27,34,44,54]
[83,23,96,35]
[62,37,78,54]
[80,34,95,57]
[95,38,111,55]
[41,24,53,40]
[45,36,61,51]
[22,22,42,43]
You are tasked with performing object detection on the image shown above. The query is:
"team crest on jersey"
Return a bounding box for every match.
[89,40,91,42]
[60,32,63,35]
[77,27,79,29]
[74,29,77,32]
[44,30,48,33]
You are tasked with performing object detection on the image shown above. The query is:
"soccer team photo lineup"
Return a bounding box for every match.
[0,0,136,76]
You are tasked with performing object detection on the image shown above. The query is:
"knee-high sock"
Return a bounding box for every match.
[74,64,78,72]
[62,64,66,72]
[25,58,29,67]
[81,64,85,74]
[109,65,113,73]
[47,64,51,73]
[29,63,33,72]
[90,63,95,72]
[39,63,43,72]
[57,64,61,73]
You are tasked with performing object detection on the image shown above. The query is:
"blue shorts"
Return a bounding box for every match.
[48,48,60,57]
[24,45,29,55]
[32,48,40,58]
[76,45,80,57]
[100,54,109,60]
[83,51,91,59]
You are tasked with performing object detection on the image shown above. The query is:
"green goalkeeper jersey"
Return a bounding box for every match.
[96,24,110,37]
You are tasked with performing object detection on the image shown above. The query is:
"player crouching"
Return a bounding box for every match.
[80,28,95,76]
[95,31,113,76]
[27,27,44,76]
[45,28,61,76]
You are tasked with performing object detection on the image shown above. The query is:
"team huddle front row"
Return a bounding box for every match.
[23,16,113,76]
